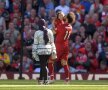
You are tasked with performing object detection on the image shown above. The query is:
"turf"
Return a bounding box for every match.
[0,80,108,90]
[0,80,108,85]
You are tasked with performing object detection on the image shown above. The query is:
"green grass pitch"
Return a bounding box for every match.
[0,80,108,90]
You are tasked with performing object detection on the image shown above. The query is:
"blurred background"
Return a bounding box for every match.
[0,0,108,77]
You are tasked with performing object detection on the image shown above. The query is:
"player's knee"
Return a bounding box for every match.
[61,60,67,66]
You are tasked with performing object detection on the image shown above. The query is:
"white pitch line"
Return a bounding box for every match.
[0,85,108,87]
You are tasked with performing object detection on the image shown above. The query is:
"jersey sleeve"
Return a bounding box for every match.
[32,31,38,52]
[32,31,39,61]
[49,30,56,54]
[49,30,57,59]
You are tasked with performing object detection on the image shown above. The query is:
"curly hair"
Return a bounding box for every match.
[66,12,76,24]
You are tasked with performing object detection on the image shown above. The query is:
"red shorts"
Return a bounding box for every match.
[56,43,69,61]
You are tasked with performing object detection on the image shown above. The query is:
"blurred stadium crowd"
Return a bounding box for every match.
[0,0,108,73]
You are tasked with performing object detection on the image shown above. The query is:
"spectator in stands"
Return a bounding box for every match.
[92,13,101,28]
[23,50,33,73]
[97,26,106,38]
[79,25,87,42]
[84,41,97,54]
[12,17,21,30]
[47,9,56,29]
[70,0,85,22]
[43,0,54,14]
[24,17,31,28]
[96,35,105,55]
[73,47,90,73]
[38,7,48,21]
[4,22,19,45]
[23,25,31,39]
[98,60,108,72]
[71,35,83,58]
[87,51,99,72]
[102,15,108,29]
[13,33,21,53]
[24,3,32,18]
[0,31,10,48]
[0,46,10,70]
[11,54,20,72]
[32,0,39,13]
[30,9,36,25]
[72,19,81,33]
[0,60,5,72]
[10,1,21,21]
[98,42,108,64]
[4,0,10,9]
[101,5,108,21]
[55,0,70,15]
[70,0,85,14]
[31,16,40,31]
[12,0,21,10]
[81,0,91,14]
[36,0,44,8]
[7,46,14,63]
[0,8,6,31]
[82,14,97,37]
[24,30,33,58]
[89,0,103,15]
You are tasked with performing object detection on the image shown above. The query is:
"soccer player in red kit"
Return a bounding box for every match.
[48,12,76,83]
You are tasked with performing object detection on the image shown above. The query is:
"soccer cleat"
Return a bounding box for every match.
[38,81,44,85]
[37,78,44,85]
[43,80,49,85]
[48,76,55,84]
[48,79,55,84]
[64,78,70,84]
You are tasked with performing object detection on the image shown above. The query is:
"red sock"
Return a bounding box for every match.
[63,65,69,79]
[48,63,54,80]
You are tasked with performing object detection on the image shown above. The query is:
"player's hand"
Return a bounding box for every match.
[32,52,36,59]
[51,51,57,60]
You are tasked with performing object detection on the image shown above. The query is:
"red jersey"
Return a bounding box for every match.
[54,19,64,28]
[55,23,72,45]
